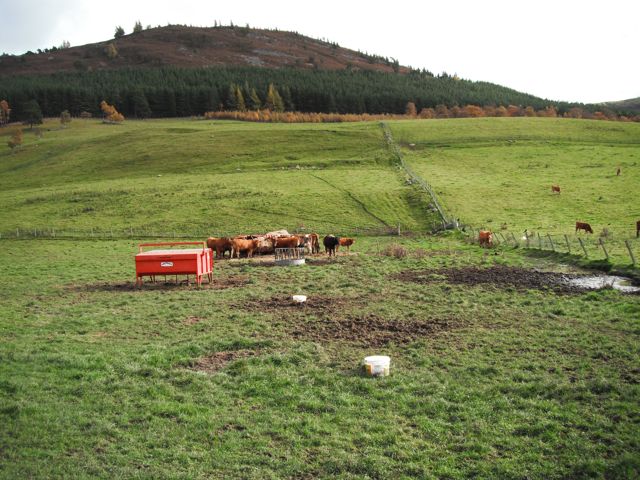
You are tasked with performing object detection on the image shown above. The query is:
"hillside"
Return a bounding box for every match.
[0,25,585,121]
[601,97,640,115]
[0,25,408,76]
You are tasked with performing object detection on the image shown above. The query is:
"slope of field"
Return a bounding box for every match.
[390,118,640,238]
[0,119,438,234]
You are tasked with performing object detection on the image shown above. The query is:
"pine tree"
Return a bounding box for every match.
[248,88,262,110]
[22,100,43,128]
[265,84,284,112]
[234,85,246,111]
[133,21,143,34]
[114,26,125,39]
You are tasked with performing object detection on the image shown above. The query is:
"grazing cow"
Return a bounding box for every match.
[323,235,340,256]
[231,238,259,258]
[478,230,493,248]
[310,233,320,254]
[551,185,561,194]
[636,220,640,238]
[274,236,301,249]
[338,237,355,252]
[206,237,233,259]
[575,222,594,234]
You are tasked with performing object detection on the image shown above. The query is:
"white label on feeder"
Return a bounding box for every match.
[160,262,173,267]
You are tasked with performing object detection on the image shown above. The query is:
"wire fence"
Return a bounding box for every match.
[466,227,639,266]
[380,122,457,230]
[0,224,415,241]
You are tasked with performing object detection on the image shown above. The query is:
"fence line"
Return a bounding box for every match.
[466,228,639,266]
[380,122,456,230]
[0,224,418,241]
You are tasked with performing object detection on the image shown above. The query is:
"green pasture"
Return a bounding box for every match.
[0,119,437,234]
[389,118,640,239]
[1,237,639,478]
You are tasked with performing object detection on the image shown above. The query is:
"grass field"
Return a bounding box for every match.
[1,237,639,478]
[1,117,640,478]
[0,119,438,234]
[390,118,640,238]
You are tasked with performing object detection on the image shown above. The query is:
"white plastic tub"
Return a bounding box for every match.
[363,355,391,377]
[292,295,307,303]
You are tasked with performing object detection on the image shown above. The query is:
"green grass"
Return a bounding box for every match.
[1,237,638,478]
[0,119,438,234]
[390,118,640,238]
[1,117,640,477]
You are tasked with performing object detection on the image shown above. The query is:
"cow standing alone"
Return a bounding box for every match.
[575,222,594,234]
[478,231,493,247]
[551,185,561,194]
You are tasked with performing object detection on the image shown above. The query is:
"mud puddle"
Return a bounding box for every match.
[394,265,639,294]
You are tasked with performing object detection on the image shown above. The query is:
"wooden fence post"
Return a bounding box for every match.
[599,238,609,261]
[524,231,530,248]
[511,232,518,246]
[625,240,636,266]
[578,237,588,257]
[397,223,401,236]
[547,234,555,251]
[538,233,542,249]
[564,234,571,253]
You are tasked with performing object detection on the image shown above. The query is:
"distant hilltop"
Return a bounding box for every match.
[0,24,411,76]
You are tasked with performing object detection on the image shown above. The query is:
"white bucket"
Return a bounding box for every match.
[363,355,390,377]
[292,295,307,303]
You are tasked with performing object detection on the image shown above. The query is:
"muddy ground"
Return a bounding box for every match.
[190,349,257,373]
[242,295,460,347]
[393,265,620,294]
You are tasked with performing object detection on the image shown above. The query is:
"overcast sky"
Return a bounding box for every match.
[1,0,638,104]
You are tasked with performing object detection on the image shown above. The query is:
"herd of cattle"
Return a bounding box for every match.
[206,231,355,259]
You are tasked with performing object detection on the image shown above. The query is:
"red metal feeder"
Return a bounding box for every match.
[135,242,213,287]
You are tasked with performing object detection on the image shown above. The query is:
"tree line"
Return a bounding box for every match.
[0,65,611,122]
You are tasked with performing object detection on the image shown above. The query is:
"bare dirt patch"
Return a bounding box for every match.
[183,316,204,325]
[242,295,460,346]
[190,350,256,374]
[242,294,363,315]
[393,265,608,294]
[290,313,459,347]
[67,275,250,292]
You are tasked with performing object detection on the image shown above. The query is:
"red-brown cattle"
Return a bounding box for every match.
[231,238,259,258]
[575,222,594,234]
[206,237,233,259]
[310,233,320,254]
[551,185,561,194]
[274,236,301,249]
[478,230,493,247]
[338,237,355,252]
[255,237,276,255]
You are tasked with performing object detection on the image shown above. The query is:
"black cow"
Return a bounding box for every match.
[323,235,340,256]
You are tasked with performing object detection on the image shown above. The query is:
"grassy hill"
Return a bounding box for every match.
[0,119,438,235]
[391,118,640,238]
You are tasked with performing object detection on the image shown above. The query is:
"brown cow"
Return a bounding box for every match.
[310,233,320,254]
[338,237,355,252]
[206,237,233,259]
[636,220,640,238]
[274,236,301,249]
[231,238,259,258]
[551,185,561,194]
[575,222,593,234]
[255,237,276,255]
[478,230,493,247]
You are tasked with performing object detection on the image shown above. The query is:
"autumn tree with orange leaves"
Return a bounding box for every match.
[100,100,124,122]
[0,100,10,127]
[7,129,23,152]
